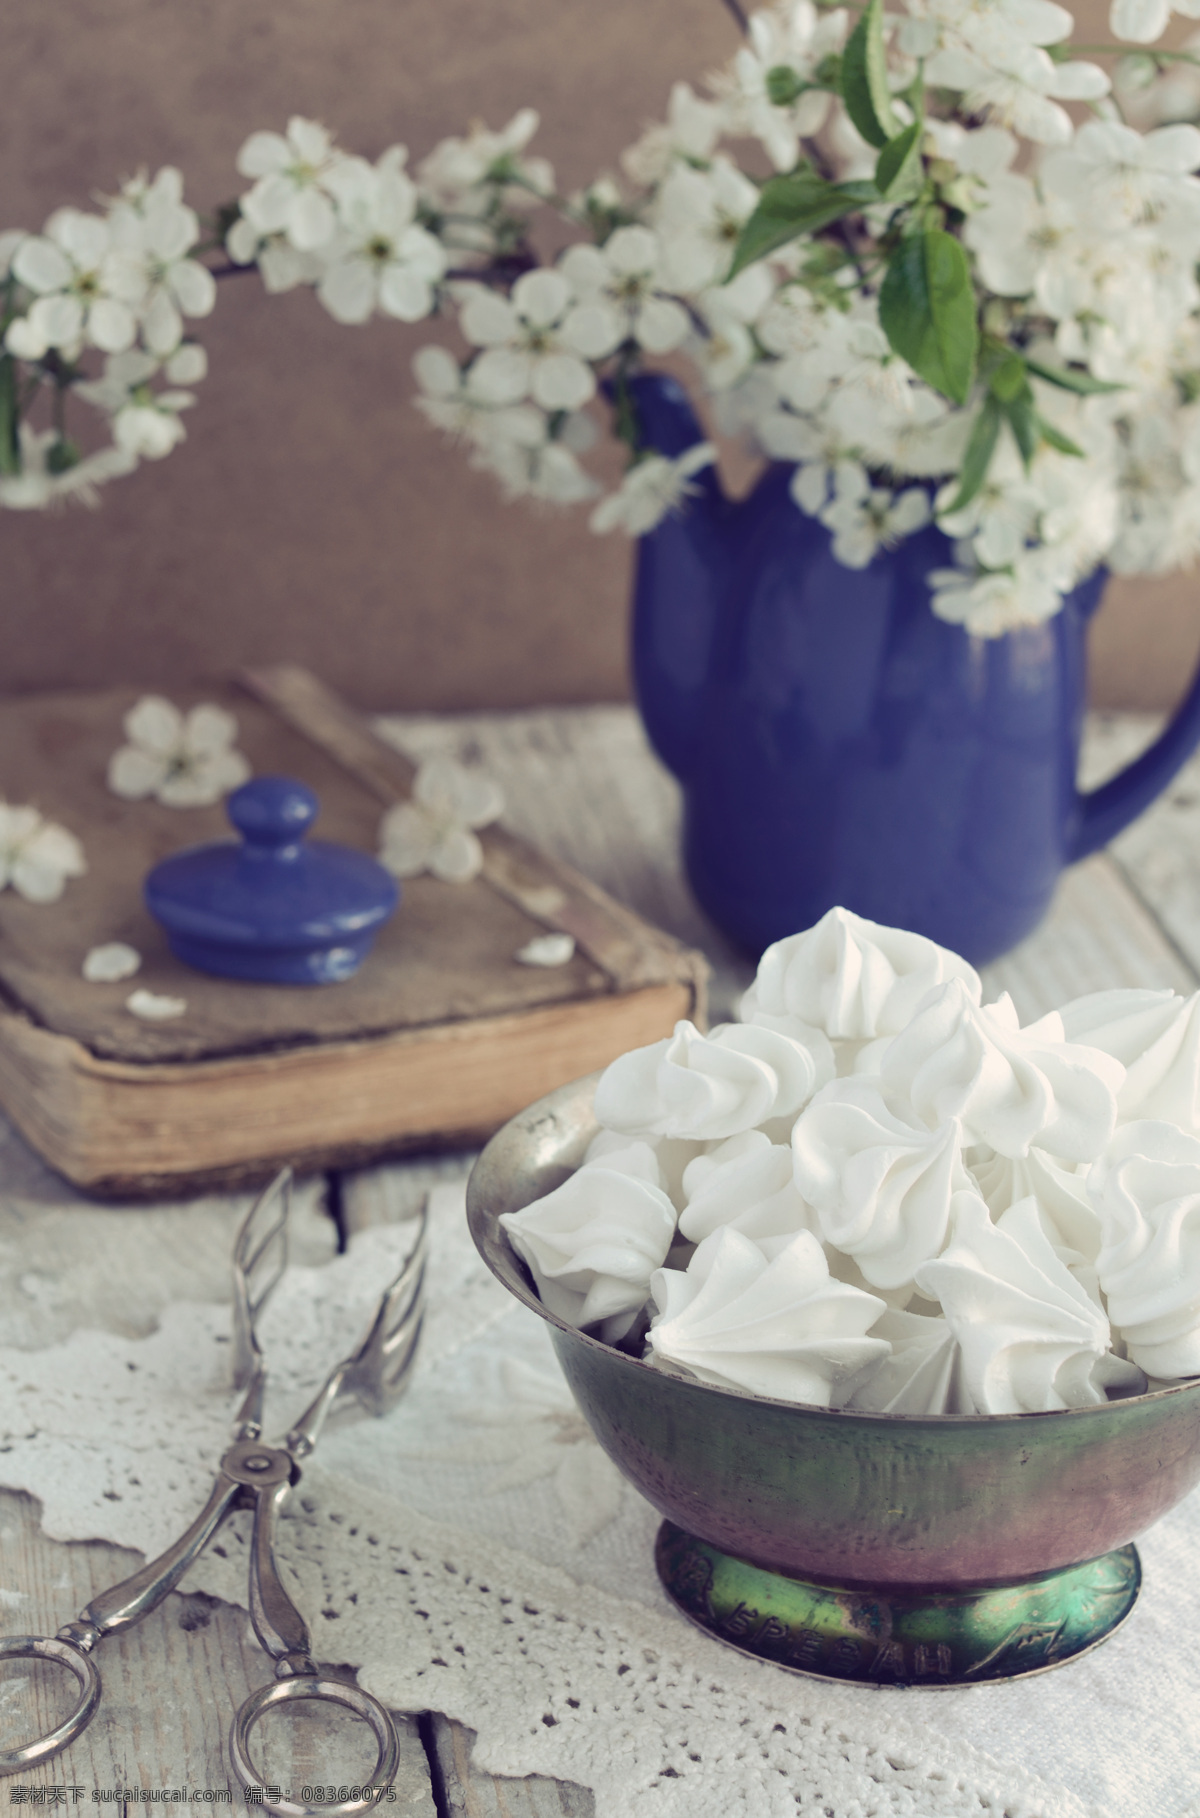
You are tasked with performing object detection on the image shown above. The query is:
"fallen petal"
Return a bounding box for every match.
[516,933,576,967]
[83,942,142,983]
[126,988,188,1021]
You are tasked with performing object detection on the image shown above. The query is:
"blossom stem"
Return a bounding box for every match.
[1058,42,1200,62]
[442,253,541,286]
[0,356,19,476]
[718,0,751,34]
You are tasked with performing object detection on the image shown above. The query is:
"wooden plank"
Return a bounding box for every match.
[428,1716,593,1818]
[0,1489,436,1813]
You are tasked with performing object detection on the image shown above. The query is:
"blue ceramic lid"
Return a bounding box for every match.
[144,776,399,985]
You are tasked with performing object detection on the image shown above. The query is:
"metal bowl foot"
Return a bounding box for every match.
[656,1522,1141,1686]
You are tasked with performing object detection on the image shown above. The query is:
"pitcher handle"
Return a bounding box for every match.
[1067,641,1200,862]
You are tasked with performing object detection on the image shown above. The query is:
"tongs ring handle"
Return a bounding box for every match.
[0,1634,102,1773]
[229,1675,401,1818]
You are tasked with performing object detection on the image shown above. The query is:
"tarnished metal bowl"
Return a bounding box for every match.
[467,1073,1200,1686]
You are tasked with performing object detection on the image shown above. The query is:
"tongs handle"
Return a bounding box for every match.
[229,1677,400,1818]
[247,1469,314,1672]
[83,1471,242,1639]
[0,1636,101,1774]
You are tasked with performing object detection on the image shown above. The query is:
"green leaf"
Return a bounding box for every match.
[728,173,877,278]
[1003,387,1038,468]
[874,120,923,201]
[1024,356,1124,397]
[841,0,902,149]
[878,230,979,404]
[943,395,1002,515]
[988,353,1027,403]
[1034,413,1085,458]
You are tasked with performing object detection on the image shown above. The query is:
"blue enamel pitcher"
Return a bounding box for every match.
[629,372,1200,964]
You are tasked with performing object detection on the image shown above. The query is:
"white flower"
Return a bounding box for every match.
[558,227,689,356]
[926,38,1109,145]
[83,942,142,983]
[1111,0,1200,43]
[819,469,931,568]
[412,344,542,446]
[74,350,198,461]
[472,422,600,507]
[0,426,136,512]
[457,269,617,411]
[694,264,776,391]
[378,757,504,883]
[236,116,347,251]
[316,151,445,325]
[225,219,329,293]
[653,157,762,293]
[107,697,252,807]
[1041,120,1200,230]
[126,989,187,1021]
[712,0,848,171]
[105,166,216,355]
[590,443,715,536]
[5,209,141,360]
[0,805,86,903]
[929,552,1071,635]
[0,229,24,277]
[418,109,553,215]
[620,82,727,187]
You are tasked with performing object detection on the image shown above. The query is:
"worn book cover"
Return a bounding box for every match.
[0,668,706,1195]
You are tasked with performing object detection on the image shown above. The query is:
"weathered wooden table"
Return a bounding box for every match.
[3,704,1198,1817]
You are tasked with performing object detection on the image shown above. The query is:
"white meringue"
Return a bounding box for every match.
[791,1078,964,1294]
[646,1227,888,1405]
[1061,988,1200,1134]
[581,1129,665,1187]
[583,1117,705,1210]
[839,1308,969,1416]
[499,1165,677,1337]
[969,1146,1104,1301]
[592,1018,833,1143]
[914,1192,1141,1413]
[1090,1120,1200,1379]
[678,1131,815,1246]
[880,983,1123,1163]
[741,906,981,1041]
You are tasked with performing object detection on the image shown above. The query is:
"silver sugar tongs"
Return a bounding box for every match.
[0,1168,428,1818]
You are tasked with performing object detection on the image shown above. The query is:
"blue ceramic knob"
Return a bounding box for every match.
[144,776,399,984]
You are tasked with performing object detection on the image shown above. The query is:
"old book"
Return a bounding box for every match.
[0,668,706,1196]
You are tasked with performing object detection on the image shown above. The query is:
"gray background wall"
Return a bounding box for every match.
[3,0,1196,712]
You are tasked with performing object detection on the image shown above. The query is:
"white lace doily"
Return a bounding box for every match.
[2,1178,1199,1818]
